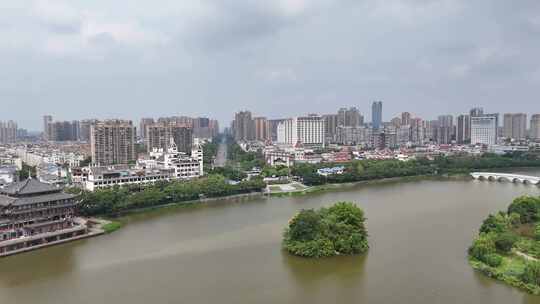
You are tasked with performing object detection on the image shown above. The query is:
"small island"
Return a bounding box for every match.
[283,202,368,258]
[469,195,540,294]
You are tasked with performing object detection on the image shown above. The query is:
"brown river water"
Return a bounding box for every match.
[1,169,540,304]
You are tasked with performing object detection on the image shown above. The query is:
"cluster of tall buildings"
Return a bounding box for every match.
[42,116,81,142]
[232,103,540,149]
[0,121,18,144]
[140,117,219,141]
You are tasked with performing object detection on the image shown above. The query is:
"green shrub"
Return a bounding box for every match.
[534,223,540,241]
[494,232,518,253]
[482,253,503,267]
[522,261,540,286]
[469,235,496,261]
[479,212,510,234]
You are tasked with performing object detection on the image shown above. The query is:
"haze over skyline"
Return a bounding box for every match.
[2,0,540,130]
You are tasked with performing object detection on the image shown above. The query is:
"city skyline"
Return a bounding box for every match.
[3,103,540,133]
[2,1,540,130]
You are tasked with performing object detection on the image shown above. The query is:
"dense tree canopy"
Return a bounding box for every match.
[291,154,540,186]
[75,175,266,216]
[283,202,369,258]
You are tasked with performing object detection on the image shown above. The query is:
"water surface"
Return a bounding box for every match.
[1,169,540,304]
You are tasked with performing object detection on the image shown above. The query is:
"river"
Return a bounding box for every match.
[1,169,540,303]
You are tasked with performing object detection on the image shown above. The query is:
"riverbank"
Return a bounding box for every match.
[269,173,471,197]
[93,166,540,230]
[468,195,540,295]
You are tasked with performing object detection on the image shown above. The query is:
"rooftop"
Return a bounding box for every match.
[0,178,62,196]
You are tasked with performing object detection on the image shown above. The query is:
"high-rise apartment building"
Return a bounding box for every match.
[0,121,18,144]
[80,119,98,142]
[43,115,53,141]
[470,107,484,117]
[139,118,155,139]
[503,113,527,140]
[436,115,454,144]
[401,112,411,126]
[91,120,136,166]
[42,116,80,141]
[410,118,424,146]
[530,114,540,141]
[456,114,471,144]
[277,115,325,147]
[268,119,286,142]
[253,117,270,141]
[424,120,439,142]
[323,114,339,143]
[371,101,383,129]
[233,111,254,141]
[471,114,498,146]
[145,122,193,154]
[192,117,218,139]
[338,107,363,128]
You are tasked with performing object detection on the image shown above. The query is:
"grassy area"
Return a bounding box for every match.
[515,238,540,259]
[290,183,307,190]
[269,186,282,192]
[469,255,540,295]
[101,221,123,234]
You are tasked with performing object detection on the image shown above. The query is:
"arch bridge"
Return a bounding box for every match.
[470,172,540,185]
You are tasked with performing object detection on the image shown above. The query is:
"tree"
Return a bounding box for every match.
[508,196,540,224]
[493,232,518,253]
[283,202,369,258]
[479,212,510,234]
[286,209,322,242]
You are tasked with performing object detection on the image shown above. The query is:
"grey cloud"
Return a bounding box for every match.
[2,0,540,130]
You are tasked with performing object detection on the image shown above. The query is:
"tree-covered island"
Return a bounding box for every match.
[469,195,540,294]
[283,202,368,258]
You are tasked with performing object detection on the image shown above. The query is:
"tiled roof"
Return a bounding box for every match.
[10,192,77,206]
[0,178,61,196]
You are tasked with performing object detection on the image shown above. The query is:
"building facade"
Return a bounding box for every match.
[277,115,325,147]
[457,114,471,144]
[531,114,540,141]
[253,117,270,141]
[145,122,193,154]
[233,111,254,142]
[503,113,527,140]
[0,179,85,256]
[371,101,383,129]
[90,120,136,166]
[0,121,18,144]
[471,114,498,146]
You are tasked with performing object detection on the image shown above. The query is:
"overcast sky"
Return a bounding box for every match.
[1,0,540,130]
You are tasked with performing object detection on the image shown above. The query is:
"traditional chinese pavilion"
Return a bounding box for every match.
[0,178,87,256]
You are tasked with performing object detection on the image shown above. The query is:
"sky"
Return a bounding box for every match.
[1,0,540,131]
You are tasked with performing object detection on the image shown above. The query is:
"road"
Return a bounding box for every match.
[214,138,228,167]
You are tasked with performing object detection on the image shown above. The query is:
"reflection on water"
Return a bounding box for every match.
[283,250,368,302]
[0,240,79,287]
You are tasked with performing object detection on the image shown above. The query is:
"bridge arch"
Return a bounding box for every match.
[470,172,540,186]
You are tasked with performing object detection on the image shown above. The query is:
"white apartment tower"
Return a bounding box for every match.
[471,114,498,146]
[277,115,325,147]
